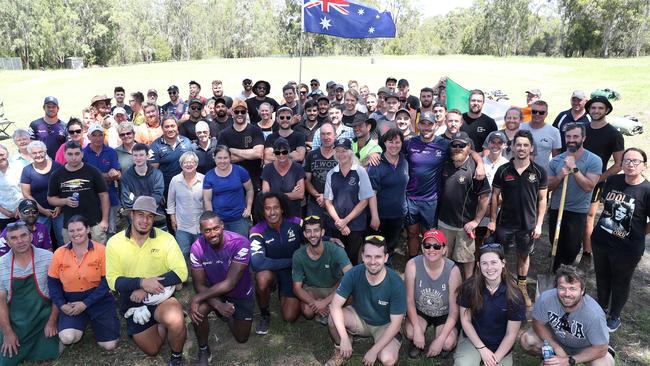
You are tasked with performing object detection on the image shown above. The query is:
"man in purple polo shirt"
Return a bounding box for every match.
[0,199,51,256]
[28,96,67,159]
[189,211,253,365]
[83,124,121,236]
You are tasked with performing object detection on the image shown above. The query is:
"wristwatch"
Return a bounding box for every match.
[570,167,579,174]
[568,356,576,365]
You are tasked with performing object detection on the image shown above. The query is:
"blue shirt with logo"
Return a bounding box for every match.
[403,135,448,201]
[249,217,302,272]
[149,135,195,190]
[83,144,121,206]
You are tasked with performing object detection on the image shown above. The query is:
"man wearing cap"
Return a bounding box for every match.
[0,199,52,256]
[162,85,187,121]
[134,102,164,145]
[48,141,110,244]
[29,96,67,159]
[375,92,400,136]
[333,84,345,105]
[210,80,233,108]
[553,91,591,150]
[581,96,624,262]
[385,77,398,92]
[311,104,354,150]
[263,107,306,164]
[211,97,234,136]
[461,90,497,153]
[521,100,562,176]
[310,79,321,93]
[218,100,265,193]
[112,86,134,120]
[488,129,547,307]
[178,98,207,142]
[90,95,113,122]
[129,92,145,126]
[113,107,128,125]
[304,123,338,218]
[236,78,254,101]
[146,89,158,104]
[526,88,541,106]
[398,79,420,110]
[438,131,491,278]
[326,236,405,366]
[325,81,337,101]
[106,196,188,365]
[292,216,352,324]
[246,80,279,124]
[349,115,382,167]
[83,124,122,237]
[475,130,509,244]
[293,99,323,149]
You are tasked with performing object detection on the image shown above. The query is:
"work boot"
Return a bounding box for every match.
[325,346,347,366]
[518,280,532,308]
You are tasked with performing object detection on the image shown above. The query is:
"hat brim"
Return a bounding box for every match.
[253,81,271,95]
[586,99,613,115]
[126,207,164,217]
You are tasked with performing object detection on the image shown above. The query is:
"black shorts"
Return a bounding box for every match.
[416,310,449,328]
[495,227,535,254]
[591,182,605,203]
[274,268,296,298]
[216,296,254,321]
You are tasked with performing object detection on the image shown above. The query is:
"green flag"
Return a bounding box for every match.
[445,78,470,113]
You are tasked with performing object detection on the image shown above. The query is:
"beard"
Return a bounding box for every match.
[566,141,582,153]
[451,150,468,164]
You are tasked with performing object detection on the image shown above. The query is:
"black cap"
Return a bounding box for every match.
[384,92,400,101]
[451,131,472,144]
[167,85,179,92]
[334,138,353,150]
[18,199,38,213]
[212,97,227,106]
[273,137,290,151]
[585,96,613,115]
[385,76,397,84]
[189,98,204,107]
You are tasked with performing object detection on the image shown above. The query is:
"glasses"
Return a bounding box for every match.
[233,110,247,115]
[274,150,289,156]
[559,313,571,332]
[300,91,308,95]
[243,82,252,86]
[365,235,385,242]
[20,209,38,215]
[623,159,644,166]
[278,116,291,120]
[479,243,503,250]
[310,83,318,86]
[190,106,201,111]
[422,243,445,250]
[119,132,134,137]
[68,129,83,135]
[451,142,468,149]
[531,110,546,115]
[169,91,178,95]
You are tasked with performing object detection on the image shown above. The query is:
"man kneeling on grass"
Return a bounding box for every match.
[292,215,352,324]
[106,196,188,366]
[326,236,405,366]
[189,211,253,366]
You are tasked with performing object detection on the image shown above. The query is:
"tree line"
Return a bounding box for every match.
[1,0,648,69]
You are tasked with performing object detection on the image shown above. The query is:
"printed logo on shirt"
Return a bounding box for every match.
[377,299,388,306]
[244,136,252,148]
[504,174,515,182]
[457,176,466,184]
[598,190,635,238]
[287,228,296,241]
[151,248,160,254]
[477,127,486,133]
[547,311,586,340]
[61,179,90,191]
[435,150,443,157]
[235,247,249,260]
[527,173,537,183]
[324,264,330,269]
[347,176,357,186]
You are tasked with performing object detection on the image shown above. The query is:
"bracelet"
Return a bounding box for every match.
[476,345,486,350]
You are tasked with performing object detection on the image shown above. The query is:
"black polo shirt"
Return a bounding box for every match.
[491,160,548,230]
[293,119,323,143]
[461,113,497,151]
[439,158,491,228]
[193,138,218,174]
[246,97,280,124]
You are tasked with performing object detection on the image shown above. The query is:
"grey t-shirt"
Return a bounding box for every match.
[533,289,609,352]
[549,150,602,213]
[520,123,562,176]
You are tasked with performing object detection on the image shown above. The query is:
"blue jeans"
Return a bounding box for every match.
[224,217,251,238]
[175,230,199,259]
[38,214,64,247]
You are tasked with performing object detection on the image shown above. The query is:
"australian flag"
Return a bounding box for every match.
[303,0,396,39]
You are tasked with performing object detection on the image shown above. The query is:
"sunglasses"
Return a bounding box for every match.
[274,150,289,156]
[233,110,247,115]
[559,313,571,332]
[68,129,83,135]
[169,91,178,95]
[422,243,445,250]
[278,116,291,120]
[20,209,38,215]
[190,106,201,111]
[243,83,252,86]
[300,91,307,95]
[310,83,318,86]
[119,132,134,137]
[451,142,468,149]
[365,235,385,242]
[531,110,546,115]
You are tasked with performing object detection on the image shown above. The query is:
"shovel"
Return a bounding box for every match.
[535,175,569,300]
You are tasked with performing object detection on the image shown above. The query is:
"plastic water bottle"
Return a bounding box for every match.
[71,192,80,204]
[542,340,555,360]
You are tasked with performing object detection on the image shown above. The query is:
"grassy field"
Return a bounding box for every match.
[2,55,649,365]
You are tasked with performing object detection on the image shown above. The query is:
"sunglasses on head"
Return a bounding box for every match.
[451,142,468,149]
[531,110,546,115]
[233,110,247,115]
[274,150,289,155]
[365,235,385,242]
[68,129,83,135]
[304,215,320,220]
[479,243,503,250]
[7,221,27,229]
[422,242,445,250]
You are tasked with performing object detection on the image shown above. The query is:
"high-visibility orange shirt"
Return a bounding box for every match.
[47,241,106,293]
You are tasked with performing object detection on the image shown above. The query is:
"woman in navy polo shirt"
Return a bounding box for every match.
[455,243,525,366]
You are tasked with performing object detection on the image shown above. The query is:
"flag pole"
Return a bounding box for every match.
[299,2,304,86]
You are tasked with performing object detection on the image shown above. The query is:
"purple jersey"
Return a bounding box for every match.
[0,222,52,257]
[190,230,253,299]
[403,135,448,201]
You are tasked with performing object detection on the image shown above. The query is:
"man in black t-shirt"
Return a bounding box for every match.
[47,141,109,244]
[398,79,420,110]
[293,100,322,150]
[211,97,234,136]
[218,100,265,192]
[304,123,337,217]
[178,98,206,142]
[461,90,497,152]
[246,80,280,124]
[210,80,233,108]
[263,107,306,165]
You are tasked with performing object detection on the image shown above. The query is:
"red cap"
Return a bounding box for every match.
[422,229,446,245]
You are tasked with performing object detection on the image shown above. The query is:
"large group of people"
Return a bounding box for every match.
[0,76,646,366]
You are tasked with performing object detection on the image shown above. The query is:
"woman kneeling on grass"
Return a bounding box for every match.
[454,243,525,366]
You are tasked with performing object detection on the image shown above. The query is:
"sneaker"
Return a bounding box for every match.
[196,346,212,366]
[518,280,532,308]
[607,317,621,332]
[408,340,421,359]
[325,346,347,366]
[256,314,270,335]
[168,355,184,366]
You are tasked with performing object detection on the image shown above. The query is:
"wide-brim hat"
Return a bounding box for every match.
[90,95,111,106]
[346,114,376,131]
[253,80,271,96]
[585,96,613,115]
[127,196,164,217]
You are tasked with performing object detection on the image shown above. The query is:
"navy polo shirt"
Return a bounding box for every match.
[458,282,526,353]
[83,144,121,206]
[324,164,374,231]
[368,153,409,219]
[149,135,194,189]
[492,161,548,230]
[439,158,491,228]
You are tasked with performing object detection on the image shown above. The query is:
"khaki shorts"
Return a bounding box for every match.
[439,221,475,263]
[62,224,107,245]
[453,334,513,366]
[345,306,402,344]
[303,285,336,300]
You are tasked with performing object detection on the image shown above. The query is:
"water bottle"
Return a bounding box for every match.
[542,340,555,360]
[71,192,80,205]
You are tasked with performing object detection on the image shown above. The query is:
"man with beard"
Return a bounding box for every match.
[375,92,400,136]
[461,90,497,152]
[325,236,405,366]
[189,212,253,365]
[112,86,133,120]
[246,80,279,124]
[311,104,354,149]
[292,216,352,323]
[134,102,164,145]
[161,85,187,121]
[106,196,188,365]
[304,123,338,217]
[310,79,321,93]
[333,84,345,105]
[488,130,547,307]
[438,132,490,278]
[521,100,562,177]
[210,80,233,108]
[316,96,331,123]
[0,199,51,256]
[548,123,601,270]
[236,78,254,101]
[249,192,303,335]
[581,96,624,263]
[398,79,420,110]
[29,96,67,159]
[349,115,382,168]
[178,98,207,142]
[263,107,306,164]
[413,87,435,133]
[520,265,614,366]
[553,90,591,150]
[293,100,322,149]
[211,97,234,136]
